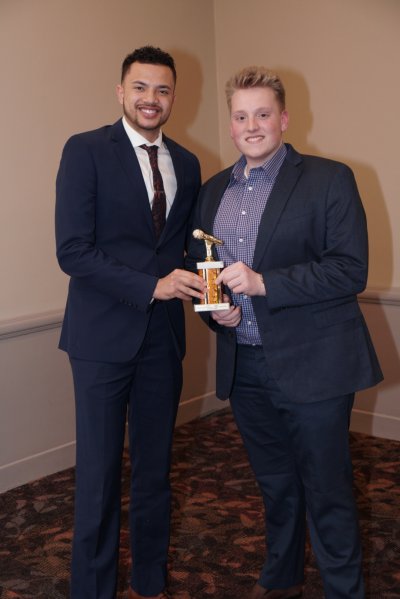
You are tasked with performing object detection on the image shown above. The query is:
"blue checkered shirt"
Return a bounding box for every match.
[213,144,287,345]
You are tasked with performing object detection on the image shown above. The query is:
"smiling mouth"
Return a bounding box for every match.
[138,105,160,117]
[246,135,264,143]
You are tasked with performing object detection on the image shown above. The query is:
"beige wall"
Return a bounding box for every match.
[1,0,399,491]
[0,0,220,322]
[0,0,221,492]
[212,0,400,443]
[214,0,400,290]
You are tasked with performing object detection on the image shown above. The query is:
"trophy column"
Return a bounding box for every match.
[192,229,230,312]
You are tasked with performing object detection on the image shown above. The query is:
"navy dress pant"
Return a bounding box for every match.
[69,303,182,599]
[229,345,364,599]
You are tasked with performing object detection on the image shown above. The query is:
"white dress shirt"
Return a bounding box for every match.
[122,116,177,217]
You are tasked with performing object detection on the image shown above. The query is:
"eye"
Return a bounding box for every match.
[159,89,171,96]
[258,112,269,119]
[233,114,246,122]
[133,85,144,92]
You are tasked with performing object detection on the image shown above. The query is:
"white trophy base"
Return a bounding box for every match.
[197,260,224,269]
[194,302,230,312]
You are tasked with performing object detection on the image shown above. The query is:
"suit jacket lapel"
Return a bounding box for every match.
[111,119,155,236]
[162,135,202,247]
[163,136,183,227]
[253,150,303,270]
[203,169,231,234]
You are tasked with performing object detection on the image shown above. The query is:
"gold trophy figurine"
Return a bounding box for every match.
[192,229,230,312]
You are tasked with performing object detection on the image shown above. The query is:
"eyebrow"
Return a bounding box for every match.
[131,79,173,91]
[232,107,272,114]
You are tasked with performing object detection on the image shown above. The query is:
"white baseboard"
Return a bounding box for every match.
[350,408,400,441]
[1,288,398,494]
[0,441,76,494]
[176,391,225,426]
[2,398,398,494]
[0,393,225,494]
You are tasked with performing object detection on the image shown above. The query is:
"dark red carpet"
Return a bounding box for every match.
[0,408,399,598]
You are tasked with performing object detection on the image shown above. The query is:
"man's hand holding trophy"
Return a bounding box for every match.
[192,229,230,312]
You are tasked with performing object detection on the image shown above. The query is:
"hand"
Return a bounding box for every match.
[215,262,266,296]
[210,294,242,327]
[153,269,206,301]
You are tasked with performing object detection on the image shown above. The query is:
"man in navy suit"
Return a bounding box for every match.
[186,66,383,598]
[56,46,205,599]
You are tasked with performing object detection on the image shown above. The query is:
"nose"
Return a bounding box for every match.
[247,116,258,131]
[143,88,158,104]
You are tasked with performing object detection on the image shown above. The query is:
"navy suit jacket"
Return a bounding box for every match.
[56,118,201,363]
[186,144,383,402]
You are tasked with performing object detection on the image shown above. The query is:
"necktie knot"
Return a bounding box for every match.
[140,143,158,159]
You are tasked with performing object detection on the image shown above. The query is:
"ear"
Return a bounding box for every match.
[281,110,289,132]
[116,84,124,106]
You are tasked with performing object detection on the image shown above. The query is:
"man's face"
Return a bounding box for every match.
[230,87,289,168]
[116,62,175,142]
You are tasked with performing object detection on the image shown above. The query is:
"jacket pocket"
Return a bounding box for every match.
[313,300,361,328]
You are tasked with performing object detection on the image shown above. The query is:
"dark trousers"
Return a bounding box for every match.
[69,304,182,598]
[229,345,364,599]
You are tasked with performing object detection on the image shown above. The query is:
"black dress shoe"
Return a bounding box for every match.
[250,582,303,599]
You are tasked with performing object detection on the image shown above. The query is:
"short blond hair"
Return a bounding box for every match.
[225,66,286,111]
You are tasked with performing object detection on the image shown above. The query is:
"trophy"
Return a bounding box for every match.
[192,229,230,312]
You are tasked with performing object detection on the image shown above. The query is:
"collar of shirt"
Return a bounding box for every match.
[121,117,177,216]
[230,143,288,185]
[122,116,163,148]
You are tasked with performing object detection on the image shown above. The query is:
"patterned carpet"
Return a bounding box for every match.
[0,408,399,598]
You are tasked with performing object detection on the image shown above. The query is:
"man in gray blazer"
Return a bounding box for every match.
[186,66,383,598]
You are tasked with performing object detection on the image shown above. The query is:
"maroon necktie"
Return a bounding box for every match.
[140,144,166,239]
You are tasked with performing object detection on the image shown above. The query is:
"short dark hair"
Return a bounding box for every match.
[121,46,176,84]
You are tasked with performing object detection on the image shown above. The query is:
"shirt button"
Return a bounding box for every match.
[243,294,248,299]
[248,186,253,191]
[239,238,244,242]
[241,210,246,215]
[247,320,252,325]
